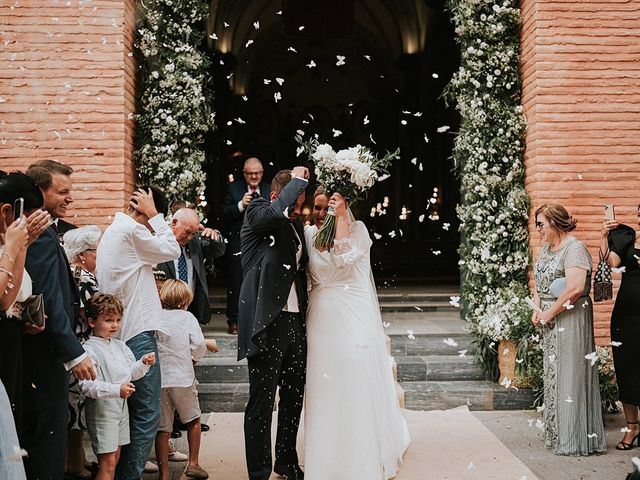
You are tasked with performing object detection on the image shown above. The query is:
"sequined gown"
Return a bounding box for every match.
[303,222,410,479]
[533,238,605,456]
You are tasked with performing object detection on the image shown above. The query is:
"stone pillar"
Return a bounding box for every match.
[0,0,138,226]
[520,0,640,342]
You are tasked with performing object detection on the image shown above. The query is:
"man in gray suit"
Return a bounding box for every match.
[157,207,226,326]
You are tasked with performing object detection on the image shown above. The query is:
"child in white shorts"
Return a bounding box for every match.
[79,293,156,480]
[155,279,208,480]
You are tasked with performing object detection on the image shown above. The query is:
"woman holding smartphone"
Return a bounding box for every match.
[602,205,640,450]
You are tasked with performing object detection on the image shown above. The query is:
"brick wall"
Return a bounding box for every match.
[0,0,138,227]
[520,0,640,343]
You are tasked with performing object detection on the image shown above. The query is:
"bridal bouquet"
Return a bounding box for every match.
[296,134,399,250]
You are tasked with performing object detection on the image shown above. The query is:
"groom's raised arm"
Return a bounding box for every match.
[245,176,308,234]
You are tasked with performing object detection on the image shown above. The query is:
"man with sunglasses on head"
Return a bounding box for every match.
[222,157,269,335]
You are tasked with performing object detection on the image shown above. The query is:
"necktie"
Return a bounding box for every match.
[178,248,188,282]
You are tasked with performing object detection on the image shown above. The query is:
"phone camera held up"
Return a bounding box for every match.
[604,204,616,222]
[13,197,24,222]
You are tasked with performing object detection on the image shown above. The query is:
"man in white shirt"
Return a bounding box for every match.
[96,186,180,480]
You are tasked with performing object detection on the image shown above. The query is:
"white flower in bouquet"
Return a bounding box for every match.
[296,135,399,249]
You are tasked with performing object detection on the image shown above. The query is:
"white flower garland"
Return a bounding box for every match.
[134,0,213,203]
[445,0,532,372]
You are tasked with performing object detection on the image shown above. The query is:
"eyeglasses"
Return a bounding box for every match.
[535,221,544,229]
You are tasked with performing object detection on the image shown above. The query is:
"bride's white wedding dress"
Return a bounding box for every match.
[303,221,410,479]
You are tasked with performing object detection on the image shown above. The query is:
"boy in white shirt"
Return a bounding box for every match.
[79,294,156,480]
[155,279,208,480]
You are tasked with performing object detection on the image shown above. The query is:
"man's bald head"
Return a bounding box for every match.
[243,157,264,188]
[170,207,200,246]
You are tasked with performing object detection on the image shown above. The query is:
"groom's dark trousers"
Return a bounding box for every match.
[245,312,306,480]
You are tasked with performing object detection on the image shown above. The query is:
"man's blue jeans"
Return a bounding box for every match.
[117,331,161,480]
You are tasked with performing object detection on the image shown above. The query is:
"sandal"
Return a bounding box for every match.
[616,421,640,450]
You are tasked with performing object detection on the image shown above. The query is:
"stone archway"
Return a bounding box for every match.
[205,0,461,281]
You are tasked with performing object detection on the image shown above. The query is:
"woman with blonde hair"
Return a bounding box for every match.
[531,203,605,456]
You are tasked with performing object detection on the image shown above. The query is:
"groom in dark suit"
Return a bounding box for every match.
[238,166,309,480]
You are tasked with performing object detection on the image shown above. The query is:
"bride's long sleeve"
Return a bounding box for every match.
[330,221,373,268]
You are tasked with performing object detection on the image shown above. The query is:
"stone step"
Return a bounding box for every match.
[396,355,485,382]
[194,354,484,384]
[402,380,535,411]
[196,380,533,413]
[206,291,459,313]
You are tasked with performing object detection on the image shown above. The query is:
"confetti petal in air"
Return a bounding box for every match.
[410,157,417,165]
[269,236,275,247]
[423,134,429,143]
[224,21,230,27]
[282,264,291,270]
[364,55,371,60]
[585,351,598,366]
[336,55,346,66]
[373,233,382,240]
[442,223,450,231]
[432,73,439,78]
[418,214,425,223]
[565,396,573,403]
[437,125,450,133]
[369,134,376,144]
[296,146,304,157]
[363,115,370,125]
[407,329,415,340]
[562,300,574,310]
[458,349,467,358]
[443,337,458,347]
[332,129,342,137]
[611,340,622,347]
[288,47,298,53]
[253,21,260,29]
[209,33,218,40]
[500,377,512,388]
[274,92,282,103]
[298,25,305,31]
[414,306,423,312]
[612,266,626,273]
[276,78,285,86]
[449,296,461,308]
[306,60,316,68]
[245,40,254,48]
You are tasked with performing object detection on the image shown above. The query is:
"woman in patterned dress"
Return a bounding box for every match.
[532,204,605,456]
[63,225,101,479]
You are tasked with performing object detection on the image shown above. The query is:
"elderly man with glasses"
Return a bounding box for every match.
[222,157,270,334]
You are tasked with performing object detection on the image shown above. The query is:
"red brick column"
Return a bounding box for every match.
[0,0,138,227]
[520,0,640,343]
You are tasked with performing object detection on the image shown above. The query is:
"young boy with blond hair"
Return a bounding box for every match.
[155,279,208,480]
[79,293,156,480]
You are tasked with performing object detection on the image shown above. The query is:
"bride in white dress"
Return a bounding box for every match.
[303,191,410,479]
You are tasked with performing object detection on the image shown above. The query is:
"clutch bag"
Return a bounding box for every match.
[21,293,45,327]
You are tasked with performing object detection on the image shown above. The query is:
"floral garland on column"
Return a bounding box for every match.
[134,0,213,203]
[444,0,532,378]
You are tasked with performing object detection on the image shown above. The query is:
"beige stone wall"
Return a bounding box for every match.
[0,0,138,227]
[520,0,640,342]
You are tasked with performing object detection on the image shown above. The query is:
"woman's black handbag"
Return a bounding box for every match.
[593,249,613,302]
[21,293,45,327]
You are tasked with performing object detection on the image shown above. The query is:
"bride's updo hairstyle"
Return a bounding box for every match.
[534,203,578,233]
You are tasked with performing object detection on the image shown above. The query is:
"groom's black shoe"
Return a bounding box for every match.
[273,463,304,479]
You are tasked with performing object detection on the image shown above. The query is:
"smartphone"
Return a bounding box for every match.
[13,197,24,222]
[604,204,615,222]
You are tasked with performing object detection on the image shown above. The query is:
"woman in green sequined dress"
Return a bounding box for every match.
[532,204,605,456]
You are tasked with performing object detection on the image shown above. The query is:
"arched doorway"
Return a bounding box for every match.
[205,0,460,283]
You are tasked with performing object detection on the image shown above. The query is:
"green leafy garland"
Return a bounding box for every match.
[444,0,532,378]
[134,0,213,204]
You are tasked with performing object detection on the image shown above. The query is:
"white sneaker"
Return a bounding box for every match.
[143,461,158,473]
[168,450,189,462]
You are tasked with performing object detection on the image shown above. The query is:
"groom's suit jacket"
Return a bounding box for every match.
[237,177,309,360]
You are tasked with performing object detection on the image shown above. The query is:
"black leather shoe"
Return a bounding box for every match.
[273,463,304,479]
[170,429,182,438]
[201,423,210,432]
